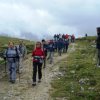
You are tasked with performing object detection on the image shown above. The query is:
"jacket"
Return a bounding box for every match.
[32,47,45,63]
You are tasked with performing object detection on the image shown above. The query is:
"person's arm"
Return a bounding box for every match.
[32,50,35,57]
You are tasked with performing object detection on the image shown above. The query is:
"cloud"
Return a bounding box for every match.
[0,0,100,40]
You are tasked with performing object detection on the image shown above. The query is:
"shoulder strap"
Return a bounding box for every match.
[15,46,19,56]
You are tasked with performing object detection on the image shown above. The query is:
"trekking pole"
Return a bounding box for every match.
[17,58,20,83]
[5,59,7,73]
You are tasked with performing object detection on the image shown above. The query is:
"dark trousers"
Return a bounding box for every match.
[33,62,42,82]
[98,49,100,65]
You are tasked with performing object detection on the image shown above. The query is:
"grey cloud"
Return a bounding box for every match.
[0,0,99,40]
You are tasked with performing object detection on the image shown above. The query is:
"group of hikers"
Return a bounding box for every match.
[1,30,100,86]
[2,34,74,86]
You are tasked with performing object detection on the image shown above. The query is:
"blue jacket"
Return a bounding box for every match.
[57,39,64,49]
[48,42,55,52]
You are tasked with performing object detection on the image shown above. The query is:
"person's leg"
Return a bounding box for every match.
[98,49,100,66]
[51,52,54,64]
[8,62,12,81]
[33,62,37,84]
[11,62,16,83]
[38,63,42,82]
[49,52,52,64]
[43,57,47,68]
[66,46,68,53]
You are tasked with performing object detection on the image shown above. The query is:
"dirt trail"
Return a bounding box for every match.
[0,44,75,100]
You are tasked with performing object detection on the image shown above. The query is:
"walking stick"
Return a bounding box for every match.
[17,57,20,83]
[4,59,7,73]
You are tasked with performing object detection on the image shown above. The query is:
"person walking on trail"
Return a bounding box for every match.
[71,34,75,43]
[57,38,63,56]
[64,39,69,53]
[4,41,20,84]
[47,40,55,64]
[96,27,100,67]
[16,41,27,73]
[32,42,45,86]
[42,39,48,68]
[54,34,57,41]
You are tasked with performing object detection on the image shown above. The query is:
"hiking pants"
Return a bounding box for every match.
[65,46,68,53]
[33,62,42,82]
[48,52,54,64]
[58,48,62,56]
[8,61,16,81]
[98,49,100,65]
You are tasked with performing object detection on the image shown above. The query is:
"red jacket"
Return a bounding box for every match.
[32,47,45,62]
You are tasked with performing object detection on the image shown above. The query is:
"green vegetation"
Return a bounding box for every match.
[51,36,100,100]
[0,36,34,52]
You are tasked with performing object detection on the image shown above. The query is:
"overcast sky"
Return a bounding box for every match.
[0,0,99,40]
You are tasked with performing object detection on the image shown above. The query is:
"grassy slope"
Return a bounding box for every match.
[0,36,34,45]
[51,36,100,100]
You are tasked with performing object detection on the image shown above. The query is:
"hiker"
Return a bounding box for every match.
[57,34,59,41]
[54,34,57,41]
[71,34,75,43]
[57,38,63,56]
[96,27,100,67]
[47,40,55,64]
[64,39,69,53]
[4,41,20,83]
[54,41,58,52]
[17,41,27,73]
[42,39,48,68]
[85,33,88,37]
[32,42,45,86]
[62,34,65,41]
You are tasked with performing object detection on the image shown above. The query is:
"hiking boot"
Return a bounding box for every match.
[38,79,41,83]
[32,82,36,86]
[43,66,46,69]
[10,80,15,84]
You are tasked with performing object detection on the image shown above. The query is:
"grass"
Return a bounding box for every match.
[51,36,100,100]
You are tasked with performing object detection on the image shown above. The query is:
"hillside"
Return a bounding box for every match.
[0,36,34,52]
[0,36,34,45]
[51,36,100,100]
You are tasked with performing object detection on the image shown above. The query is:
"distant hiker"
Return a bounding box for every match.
[96,27,100,67]
[54,41,58,52]
[32,42,45,86]
[4,41,20,83]
[47,40,55,64]
[54,34,57,41]
[57,34,59,40]
[42,39,48,68]
[85,34,88,37]
[64,39,69,53]
[71,34,75,43]
[62,34,66,41]
[68,35,72,43]
[16,41,27,73]
[57,38,63,56]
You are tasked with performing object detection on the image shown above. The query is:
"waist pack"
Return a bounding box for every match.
[34,56,43,63]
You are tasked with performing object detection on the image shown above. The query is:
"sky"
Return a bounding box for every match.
[0,0,100,40]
